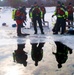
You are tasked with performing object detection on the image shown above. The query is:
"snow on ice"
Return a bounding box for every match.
[0,6,74,75]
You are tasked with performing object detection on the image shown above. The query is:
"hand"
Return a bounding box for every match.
[52,15,54,17]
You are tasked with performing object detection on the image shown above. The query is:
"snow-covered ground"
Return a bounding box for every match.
[0,7,74,75]
[0,7,56,45]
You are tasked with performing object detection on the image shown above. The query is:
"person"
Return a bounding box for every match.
[29,2,44,34]
[52,1,68,34]
[21,6,27,26]
[67,3,73,27]
[13,44,28,67]
[31,43,44,66]
[29,5,34,18]
[53,41,72,68]
[15,6,29,36]
[40,4,46,23]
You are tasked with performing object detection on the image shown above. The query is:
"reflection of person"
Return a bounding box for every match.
[53,42,72,68]
[13,44,28,67]
[15,6,29,36]
[31,43,44,66]
[29,2,44,34]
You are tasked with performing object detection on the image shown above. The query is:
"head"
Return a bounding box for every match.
[34,2,38,7]
[57,1,61,7]
[69,3,72,5]
[58,63,62,68]
[35,61,38,66]
[22,6,26,10]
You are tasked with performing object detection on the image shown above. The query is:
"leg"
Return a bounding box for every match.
[54,18,61,34]
[61,19,66,34]
[71,14,73,27]
[37,17,44,34]
[32,19,37,34]
[17,24,22,36]
[42,14,45,25]
[41,14,44,22]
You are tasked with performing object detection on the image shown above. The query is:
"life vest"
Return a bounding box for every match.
[56,7,65,16]
[40,7,46,14]
[32,6,41,15]
[67,5,73,14]
[15,9,26,20]
[15,9,26,24]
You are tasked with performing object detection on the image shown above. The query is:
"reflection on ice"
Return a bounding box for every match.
[0,34,53,46]
[0,6,74,75]
[5,66,20,75]
[0,40,74,75]
[31,43,45,66]
[53,41,73,68]
[13,44,28,67]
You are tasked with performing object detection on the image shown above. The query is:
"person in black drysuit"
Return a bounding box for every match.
[29,2,44,34]
[31,43,44,66]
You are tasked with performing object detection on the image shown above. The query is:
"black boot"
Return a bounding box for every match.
[34,32,37,34]
[17,33,30,37]
[41,32,44,34]
[21,33,30,36]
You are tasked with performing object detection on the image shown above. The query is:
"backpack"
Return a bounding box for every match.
[12,9,17,20]
[15,9,26,20]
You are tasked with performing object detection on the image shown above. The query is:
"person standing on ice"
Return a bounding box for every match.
[29,2,44,34]
[52,1,68,34]
[67,3,73,27]
[40,3,46,24]
[14,6,29,36]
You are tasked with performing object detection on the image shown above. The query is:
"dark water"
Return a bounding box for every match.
[0,41,74,75]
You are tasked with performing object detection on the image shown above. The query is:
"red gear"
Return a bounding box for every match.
[40,7,46,14]
[56,7,65,16]
[15,10,25,25]
[67,5,73,14]
[33,7,41,15]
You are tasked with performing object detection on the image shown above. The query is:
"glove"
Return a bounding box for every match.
[52,15,54,17]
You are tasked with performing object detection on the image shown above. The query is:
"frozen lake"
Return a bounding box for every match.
[0,7,74,75]
[0,40,74,75]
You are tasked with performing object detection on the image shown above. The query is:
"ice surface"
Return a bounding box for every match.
[0,7,74,50]
[0,6,74,75]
